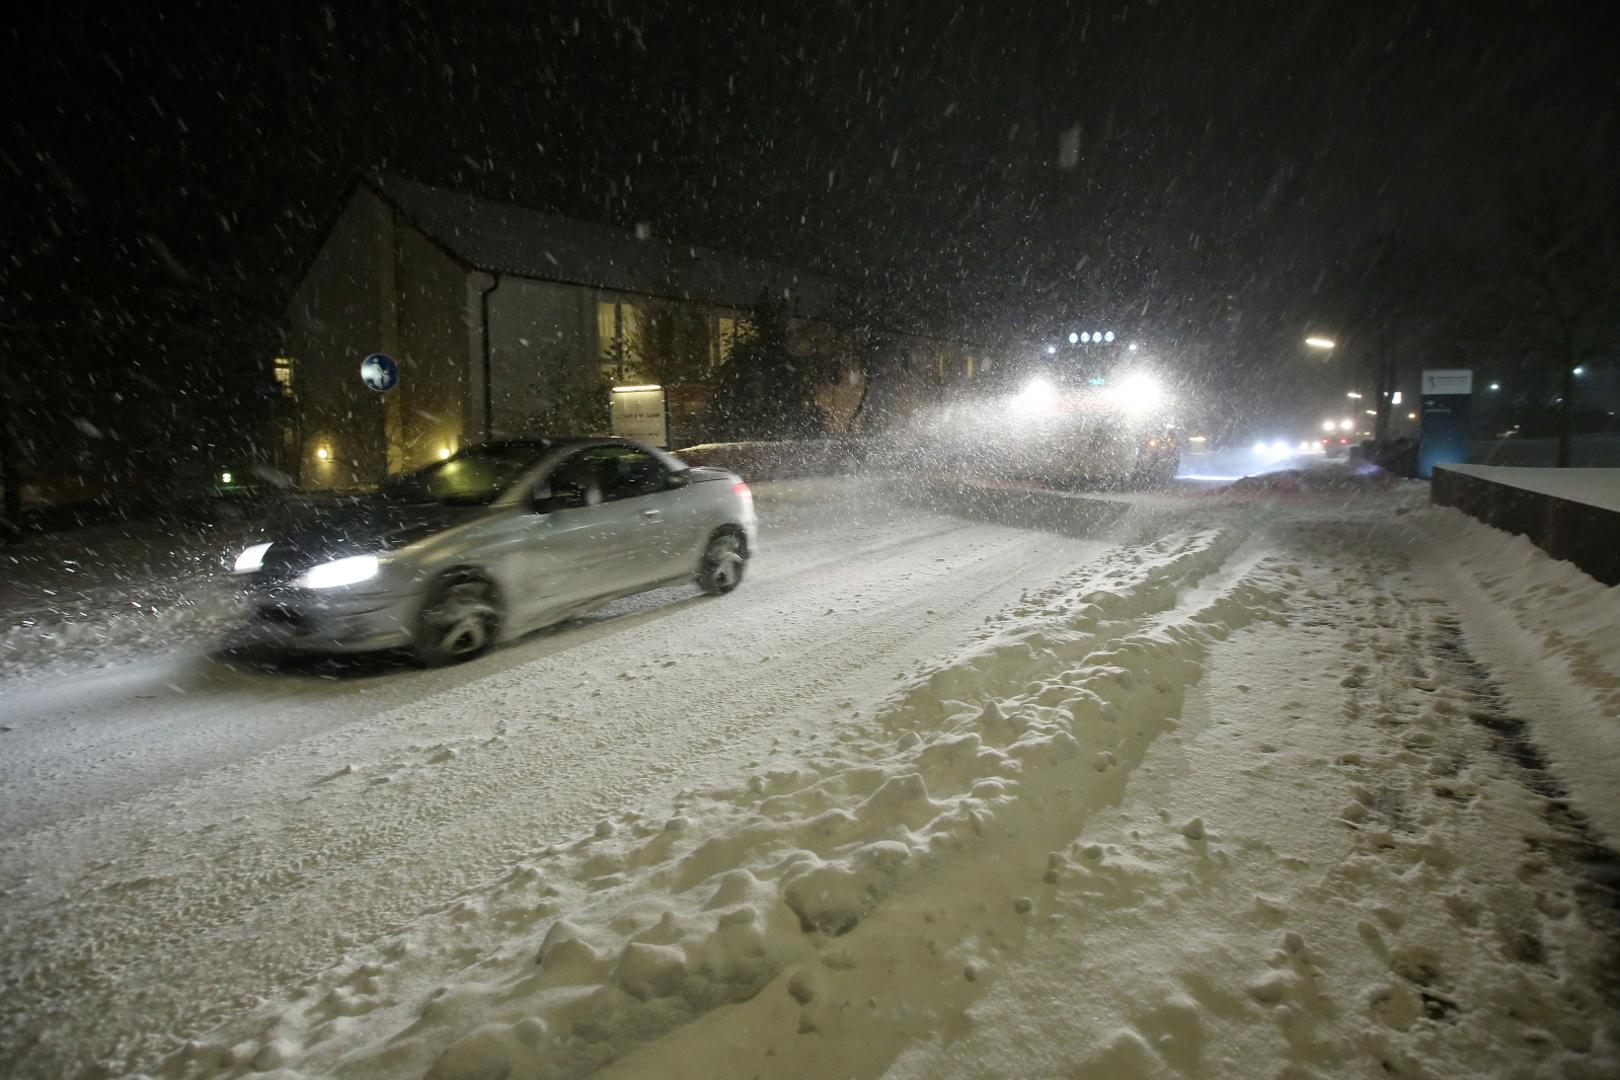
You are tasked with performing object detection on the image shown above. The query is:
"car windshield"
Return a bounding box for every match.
[377,444,552,506]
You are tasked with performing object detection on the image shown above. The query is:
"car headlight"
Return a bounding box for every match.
[233,542,273,574]
[297,554,381,590]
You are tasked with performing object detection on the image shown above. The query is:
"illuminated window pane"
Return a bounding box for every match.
[273,356,295,397]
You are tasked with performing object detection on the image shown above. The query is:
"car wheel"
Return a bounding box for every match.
[415,575,500,666]
[697,530,746,595]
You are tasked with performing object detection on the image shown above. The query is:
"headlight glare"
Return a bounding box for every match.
[297,554,381,590]
[233,542,273,574]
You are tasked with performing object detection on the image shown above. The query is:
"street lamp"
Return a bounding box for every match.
[1305,336,1336,350]
[1488,382,1501,391]
[1346,391,1363,400]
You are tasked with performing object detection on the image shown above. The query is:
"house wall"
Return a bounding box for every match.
[394,224,474,468]
[285,188,390,489]
[486,277,602,437]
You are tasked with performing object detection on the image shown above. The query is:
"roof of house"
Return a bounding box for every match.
[367,174,844,317]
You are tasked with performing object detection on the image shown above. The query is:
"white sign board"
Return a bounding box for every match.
[611,386,667,447]
[1421,369,1473,395]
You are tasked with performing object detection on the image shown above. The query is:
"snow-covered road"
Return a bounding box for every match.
[0,481,1113,1075]
[2,475,1617,1079]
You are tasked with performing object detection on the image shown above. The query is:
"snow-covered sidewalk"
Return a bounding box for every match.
[1,476,1615,1078]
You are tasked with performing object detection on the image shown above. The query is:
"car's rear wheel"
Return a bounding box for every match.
[415,575,500,666]
[697,530,746,595]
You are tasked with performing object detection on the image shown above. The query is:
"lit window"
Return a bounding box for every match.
[273,356,295,398]
[596,300,643,381]
[716,316,740,367]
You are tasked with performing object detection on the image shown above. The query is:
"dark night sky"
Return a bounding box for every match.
[5,0,1618,444]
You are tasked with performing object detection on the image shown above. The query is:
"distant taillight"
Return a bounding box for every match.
[733,481,752,502]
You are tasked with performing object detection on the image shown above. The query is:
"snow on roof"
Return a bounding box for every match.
[1439,463,1620,514]
[369,174,841,316]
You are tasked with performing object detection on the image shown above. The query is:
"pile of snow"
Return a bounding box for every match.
[1219,465,1401,495]
[1409,503,1620,842]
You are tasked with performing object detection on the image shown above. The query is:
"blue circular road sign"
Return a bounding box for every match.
[361,353,399,392]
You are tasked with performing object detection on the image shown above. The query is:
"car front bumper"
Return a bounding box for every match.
[244,587,419,653]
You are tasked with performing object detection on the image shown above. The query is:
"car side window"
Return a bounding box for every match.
[595,446,669,501]
[542,446,667,509]
[541,451,603,509]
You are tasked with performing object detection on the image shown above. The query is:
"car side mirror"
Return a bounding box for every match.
[667,469,690,488]
[531,482,553,512]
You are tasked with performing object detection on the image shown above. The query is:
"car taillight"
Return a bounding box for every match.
[732,481,752,503]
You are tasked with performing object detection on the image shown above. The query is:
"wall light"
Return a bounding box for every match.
[439,447,452,460]
[316,446,331,461]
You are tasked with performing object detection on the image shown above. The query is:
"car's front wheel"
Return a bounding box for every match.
[414,574,501,666]
[697,530,747,595]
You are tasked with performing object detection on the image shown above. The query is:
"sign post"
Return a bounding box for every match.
[1418,368,1472,479]
[610,384,668,448]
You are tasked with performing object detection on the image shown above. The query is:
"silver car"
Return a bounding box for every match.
[232,438,757,664]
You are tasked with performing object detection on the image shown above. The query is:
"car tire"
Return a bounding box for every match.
[414,574,501,666]
[697,530,747,595]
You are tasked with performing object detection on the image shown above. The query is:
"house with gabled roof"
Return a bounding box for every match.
[278,174,983,488]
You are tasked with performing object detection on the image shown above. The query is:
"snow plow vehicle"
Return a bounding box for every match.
[912,368,1181,488]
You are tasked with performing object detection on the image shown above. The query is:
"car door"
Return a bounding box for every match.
[588,444,695,582]
[507,445,676,615]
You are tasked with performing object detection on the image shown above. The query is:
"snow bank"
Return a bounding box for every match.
[1411,504,1620,842]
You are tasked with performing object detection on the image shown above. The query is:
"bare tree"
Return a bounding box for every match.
[1460,179,1620,466]
[1325,234,1464,445]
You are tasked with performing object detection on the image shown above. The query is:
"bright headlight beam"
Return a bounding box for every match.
[1009,376,1059,416]
[233,542,272,574]
[298,554,381,590]
[1107,371,1164,417]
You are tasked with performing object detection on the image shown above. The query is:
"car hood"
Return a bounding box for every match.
[256,499,481,581]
